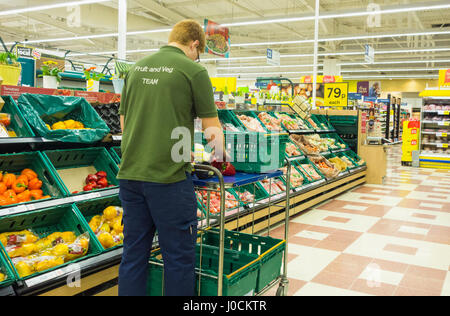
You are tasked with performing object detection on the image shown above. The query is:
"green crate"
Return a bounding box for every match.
[218,110,246,132]
[43,147,119,196]
[233,182,269,206]
[331,151,359,170]
[284,139,303,159]
[344,150,366,167]
[199,228,285,293]
[283,160,315,188]
[322,152,350,172]
[328,115,358,135]
[1,96,35,138]
[0,204,103,280]
[196,188,242,217]
[289,113,315,130]
[295,157,326,183]
[258,177,287,197]
[225,131,289,173]
[147,244,260,296]
[321,133,349,151]
[312,114,334,131]
[0,248,15,288]
[233,110,268,133]
[109,147,121,164]
[272,112,303,132]
[0,151,67,207]
[74,195,123,252]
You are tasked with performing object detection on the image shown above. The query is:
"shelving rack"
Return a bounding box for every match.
[419,96,450,169]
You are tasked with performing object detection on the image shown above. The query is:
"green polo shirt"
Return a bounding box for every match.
[117,45,218,184]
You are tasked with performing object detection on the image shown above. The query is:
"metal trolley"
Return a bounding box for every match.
[191,161,291,297]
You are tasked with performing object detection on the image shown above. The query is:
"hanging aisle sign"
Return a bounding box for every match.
[324,82,348,107]
[267,49,280,66]
[365,44,375,64]
[204,19,231,58]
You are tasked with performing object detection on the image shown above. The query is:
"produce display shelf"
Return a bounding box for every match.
[193,171,283,188]
[422,121,450,126]
[0,137,57,144]
[14,247,123,296]
[422,131,449,136]
[0,188,119,218]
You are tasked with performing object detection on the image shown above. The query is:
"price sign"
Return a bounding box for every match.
[324,83,348,107]
[437,144,449,148]
[438,111,450,115]
[437,133,448,137]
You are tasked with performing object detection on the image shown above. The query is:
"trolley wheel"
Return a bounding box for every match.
[276,283,288,296]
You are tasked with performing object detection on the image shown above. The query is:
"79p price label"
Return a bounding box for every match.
[324,83,349,107]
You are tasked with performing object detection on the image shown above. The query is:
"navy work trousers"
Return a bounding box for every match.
[118,173,197,296]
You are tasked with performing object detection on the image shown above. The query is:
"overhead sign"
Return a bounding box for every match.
[439,69,450,87]
[301,76,343,83]
[204,19,230,58]
[267,49,280,66]
[365,44,375,64]
[324,82,348,107]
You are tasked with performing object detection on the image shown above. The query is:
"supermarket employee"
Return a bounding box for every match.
[117,20,224,296]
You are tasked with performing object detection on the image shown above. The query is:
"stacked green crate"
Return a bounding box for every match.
[0,152,67,207]
[328,115,358,152]
[74,195,123,252]
[321,133,349,151]
[295,157,326,184]
[1,96,36,137]
[109,147,121,164]
[0,204,103,281]
[0,249,15,288]
[43,147,119,196]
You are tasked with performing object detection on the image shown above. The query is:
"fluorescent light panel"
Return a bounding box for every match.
[0,0,110,17]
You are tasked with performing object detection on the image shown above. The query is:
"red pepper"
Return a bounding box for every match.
[211,161,236,177]
[72,191,79,194]
[95,171,107,179]
[83,183,96,192]
[85,174,98,184]
[97,177,108,188]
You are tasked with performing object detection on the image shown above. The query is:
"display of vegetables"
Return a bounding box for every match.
[257,112,283,131]
[75,171,114,193]
[273,113,301,130]
[285,143,302,157]
[237,115,265,132]
[328,157,348,172]
[300,164,322,181]
[211,161,236,177]
[47,120,89,131]
[309,156,340,179]
[281,167,304,188]
[260,179,286,195]
[290,135,320,155]
[88,206,124,249]
[0,230,90,278]
[197,190,239,214]
[0,169,51,206]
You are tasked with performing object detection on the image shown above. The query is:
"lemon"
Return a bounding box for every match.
[103,206,119,221]
[98,232,115,249]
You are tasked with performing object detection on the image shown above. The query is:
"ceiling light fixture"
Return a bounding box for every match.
[0,0,111,17]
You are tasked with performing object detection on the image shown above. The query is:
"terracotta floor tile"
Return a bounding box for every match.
[323,260,368,279]
[370,259,409,274]
[393,286,441,296]
[323,216,351,224]
[406,265,447,281]
[287,253,299,264]
[411,213,437,220]
[383,244,418,256]
[317,200,391,217]
[399,275,445,293]
[425,226,450,245]
[333,253,373,268]
[289,236,320,247]
[350,278,397,296]
[315,240,351,252]
[312,270,355,289]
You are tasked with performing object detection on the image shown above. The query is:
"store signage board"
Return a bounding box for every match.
[324,82,348,107]
[365,45,375,64]
[439,69,450,87]
[204,19,230,58]
[267,49,281,66]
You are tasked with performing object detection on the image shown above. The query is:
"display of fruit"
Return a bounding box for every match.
[235,190,255,205]
[49,120,88,130]
[88,206,124,249]
[0,272,6,282]
[273,113,301,130]
[0,169,51,206]
[0,229,90,278]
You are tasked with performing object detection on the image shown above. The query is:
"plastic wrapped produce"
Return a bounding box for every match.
[88,206,124,249]
[300,164,322,181]
[309,156,340,179]
[290,134,320,155]
[257,112,283,131]
[285,143,302,157]
[237,115,265,132]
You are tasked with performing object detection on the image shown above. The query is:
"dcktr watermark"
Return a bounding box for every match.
[171,127,281,166]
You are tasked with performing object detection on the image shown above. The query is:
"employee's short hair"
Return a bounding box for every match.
[169,20,206,53]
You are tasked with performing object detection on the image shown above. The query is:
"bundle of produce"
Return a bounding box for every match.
[197,190,239,214]
[88,206,124,249]
[237,115,265,132]
[307,118,318,129]
[328,157,348,172]
[285,143,302,157]
[72,171,114,194]
[222,122,240,132]
[309,156,340,179]
[260,179,286,195]
[47,120,89,131]
[340,156,355,169]
[290,135,320,155]
[273,113,300,130]
[0,230,90,278]
[304,134,329,152]
[280,167,304,188]
[0,169,51,206]
[235,190,255,205]
[300,164,322,181]
[257,112,283,131]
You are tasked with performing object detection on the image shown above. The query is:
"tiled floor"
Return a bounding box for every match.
[264,145,450,296]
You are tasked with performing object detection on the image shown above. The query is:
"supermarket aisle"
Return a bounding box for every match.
[265,145,450,296]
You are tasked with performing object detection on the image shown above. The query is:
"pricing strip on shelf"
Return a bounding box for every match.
[437,132,448,137]
[438,121,450,126]
[437,111,450,115]
[437,143,449,148]
[0,204,28,217]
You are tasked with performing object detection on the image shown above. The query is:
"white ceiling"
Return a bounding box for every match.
[0,0,449,79]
